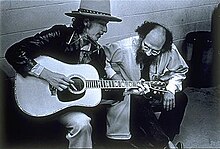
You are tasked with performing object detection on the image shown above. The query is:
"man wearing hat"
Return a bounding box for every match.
[5,0,132,148]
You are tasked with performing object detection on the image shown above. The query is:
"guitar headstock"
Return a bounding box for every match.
[143,81,167,94]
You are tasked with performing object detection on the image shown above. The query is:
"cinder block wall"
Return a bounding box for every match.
[1,0,219,78]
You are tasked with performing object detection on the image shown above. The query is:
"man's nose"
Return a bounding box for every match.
[102,25,107,33]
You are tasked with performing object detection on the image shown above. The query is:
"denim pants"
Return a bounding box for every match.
[131,92,188,148]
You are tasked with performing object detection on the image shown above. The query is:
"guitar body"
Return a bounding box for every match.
[15,56,101,117]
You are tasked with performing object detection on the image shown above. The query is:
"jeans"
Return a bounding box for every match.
[131,92,188,148]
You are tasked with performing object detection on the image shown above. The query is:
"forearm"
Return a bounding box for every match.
[166,73,186,93]
[105,61,124,80]
[165,47,188,93]
[111,73,124,80]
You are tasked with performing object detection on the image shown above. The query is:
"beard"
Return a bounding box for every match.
[136,46,157,66]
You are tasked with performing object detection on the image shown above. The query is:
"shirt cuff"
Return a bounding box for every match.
[166,83,177,94]
[105,60,117,79]
[30,63,45,77]
[106,67,117,79]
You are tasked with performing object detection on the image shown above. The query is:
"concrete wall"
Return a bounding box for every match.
[1,0,219,78]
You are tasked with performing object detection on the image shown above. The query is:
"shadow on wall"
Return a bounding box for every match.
[182,4,220,88]
[182,31,213,88]
[212,3,220,86]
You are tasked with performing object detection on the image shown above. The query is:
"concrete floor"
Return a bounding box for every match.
[173,86,220,149]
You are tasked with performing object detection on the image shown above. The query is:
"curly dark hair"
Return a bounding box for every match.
[135,21,173,53]
[135,21,173,64]
[71,17,94,34]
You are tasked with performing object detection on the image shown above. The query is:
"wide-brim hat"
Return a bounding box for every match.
[65,0,122,22]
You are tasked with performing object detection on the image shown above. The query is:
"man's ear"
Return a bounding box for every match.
[83,18,91,27]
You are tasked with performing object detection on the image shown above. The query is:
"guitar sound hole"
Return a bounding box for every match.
[69,77,84,92]
[57,77,85,102]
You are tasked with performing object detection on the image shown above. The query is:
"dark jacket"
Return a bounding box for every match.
[5,25,107,78]
[5,25,123,100]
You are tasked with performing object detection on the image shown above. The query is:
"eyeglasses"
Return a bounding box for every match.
[142,42,161,56]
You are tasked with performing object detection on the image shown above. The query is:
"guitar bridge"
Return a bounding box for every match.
[49,84,57,96]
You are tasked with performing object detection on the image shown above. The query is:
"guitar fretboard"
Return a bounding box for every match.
[86,80,143,89]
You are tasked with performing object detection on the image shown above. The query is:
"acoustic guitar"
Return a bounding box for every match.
[15,56,167,117]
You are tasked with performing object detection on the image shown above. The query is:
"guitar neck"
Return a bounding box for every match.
[86,80,145,89]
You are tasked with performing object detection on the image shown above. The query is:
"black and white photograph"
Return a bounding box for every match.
[0,0,220,148]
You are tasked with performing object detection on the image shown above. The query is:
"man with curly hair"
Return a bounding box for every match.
[5,0,133,148]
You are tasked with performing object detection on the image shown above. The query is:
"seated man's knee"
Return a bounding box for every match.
[71,116,91,133]
[61,112,92,134]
